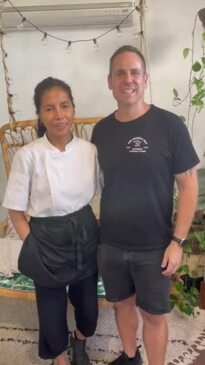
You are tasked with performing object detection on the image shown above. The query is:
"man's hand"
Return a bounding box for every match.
[161,241,183,276]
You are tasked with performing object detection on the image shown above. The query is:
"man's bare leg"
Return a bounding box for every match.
[140,308,168,365]
[113,295,139,357]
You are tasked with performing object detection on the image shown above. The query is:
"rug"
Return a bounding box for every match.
[0,300,205,365]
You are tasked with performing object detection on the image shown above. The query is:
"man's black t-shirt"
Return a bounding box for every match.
[91,105,199,251]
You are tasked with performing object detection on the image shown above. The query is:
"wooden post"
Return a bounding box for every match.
[200,281,205,309]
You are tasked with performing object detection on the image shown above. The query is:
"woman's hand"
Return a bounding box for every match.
[8,209,30,241]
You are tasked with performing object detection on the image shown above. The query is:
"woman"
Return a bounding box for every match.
[3,77,99,365]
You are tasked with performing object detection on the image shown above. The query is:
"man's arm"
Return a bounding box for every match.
[161,167,198,276]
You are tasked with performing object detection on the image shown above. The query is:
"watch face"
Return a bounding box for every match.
[181,239,187,246]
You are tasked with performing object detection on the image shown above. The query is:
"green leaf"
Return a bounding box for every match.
[181,303,194,316]
[199,241,205,250]
[170,301,176,310]
[170,293,178,302]
[193,78,204,90]
[174,281,184,292]
[203,32,205,41]
[183,242,193,253]
[177,301,194,315]
[191,99,204,107]
[192,61,202,72]
[183,48,190,59]
[194,231,205,242]
[187,231,195,239]
[189,286,199,297]
[179,115,186,122]
[192,89,205,100]
[177,264,189,274]
[173,88,178,97]
[201,57,205,66]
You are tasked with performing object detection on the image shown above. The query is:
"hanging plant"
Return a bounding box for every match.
[172,9,205,138]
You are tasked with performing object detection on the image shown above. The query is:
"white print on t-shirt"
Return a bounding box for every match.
[126,137,149,153]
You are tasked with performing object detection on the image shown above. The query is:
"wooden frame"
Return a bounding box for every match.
[0,288,110,306]
[0,119,37,178]
[0,117,102,178]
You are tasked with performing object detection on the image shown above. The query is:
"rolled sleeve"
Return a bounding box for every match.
[3,149,31,211]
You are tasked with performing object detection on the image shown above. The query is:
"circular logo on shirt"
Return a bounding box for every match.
[126,137,149,153]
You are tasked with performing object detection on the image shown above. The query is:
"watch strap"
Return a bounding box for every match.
[172,235,187,247]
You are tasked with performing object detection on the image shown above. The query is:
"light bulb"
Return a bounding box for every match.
[93,38,99,51]
[65,41,72,54]
[8,93,19,100]
[17,17,26,30]
[132,32,140,39]
[41,33,47,46]
[12,94,19,100]
[116,26,122,37]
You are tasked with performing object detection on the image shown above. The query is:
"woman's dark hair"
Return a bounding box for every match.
[34,77,75,137]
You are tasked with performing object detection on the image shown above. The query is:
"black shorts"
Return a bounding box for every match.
[98,243,171,314]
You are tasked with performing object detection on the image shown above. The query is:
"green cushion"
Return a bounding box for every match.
[0,273,106,298]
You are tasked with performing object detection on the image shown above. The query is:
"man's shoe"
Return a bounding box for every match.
[109,350,142,365]
[70,335,90,365]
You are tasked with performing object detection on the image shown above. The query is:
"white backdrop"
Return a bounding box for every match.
[0,0,205,210]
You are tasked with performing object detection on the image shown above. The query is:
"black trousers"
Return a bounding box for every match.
[34,272,98,360]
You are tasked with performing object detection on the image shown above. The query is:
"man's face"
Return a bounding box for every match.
[108,51,148,107]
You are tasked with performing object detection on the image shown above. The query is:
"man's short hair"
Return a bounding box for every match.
[109,45,146,75]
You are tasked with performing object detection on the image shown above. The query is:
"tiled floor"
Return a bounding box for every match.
[192,349,205,365]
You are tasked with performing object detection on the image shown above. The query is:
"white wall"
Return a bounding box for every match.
[0,0,205,213]
[0,26,141,122]
[147,0,205,165]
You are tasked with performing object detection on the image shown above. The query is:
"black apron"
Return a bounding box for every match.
[18,205,99,287]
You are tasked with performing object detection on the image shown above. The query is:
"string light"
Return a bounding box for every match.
[116,25,123,37]
[3,0,143,47]
[41,32,47,46]
[0,0,147,128]
[132,30,144,39]
[65,41,72,54]
[17,17,26,30]
[8,93,18,99]
[93,38,99,51]
[12,93,19,100]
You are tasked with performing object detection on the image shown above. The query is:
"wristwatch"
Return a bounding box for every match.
[172,235,187,247]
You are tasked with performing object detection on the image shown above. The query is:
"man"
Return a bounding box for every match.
[91,45,199,365]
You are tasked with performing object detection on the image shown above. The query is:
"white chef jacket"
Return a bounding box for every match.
[3,135,99,217]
